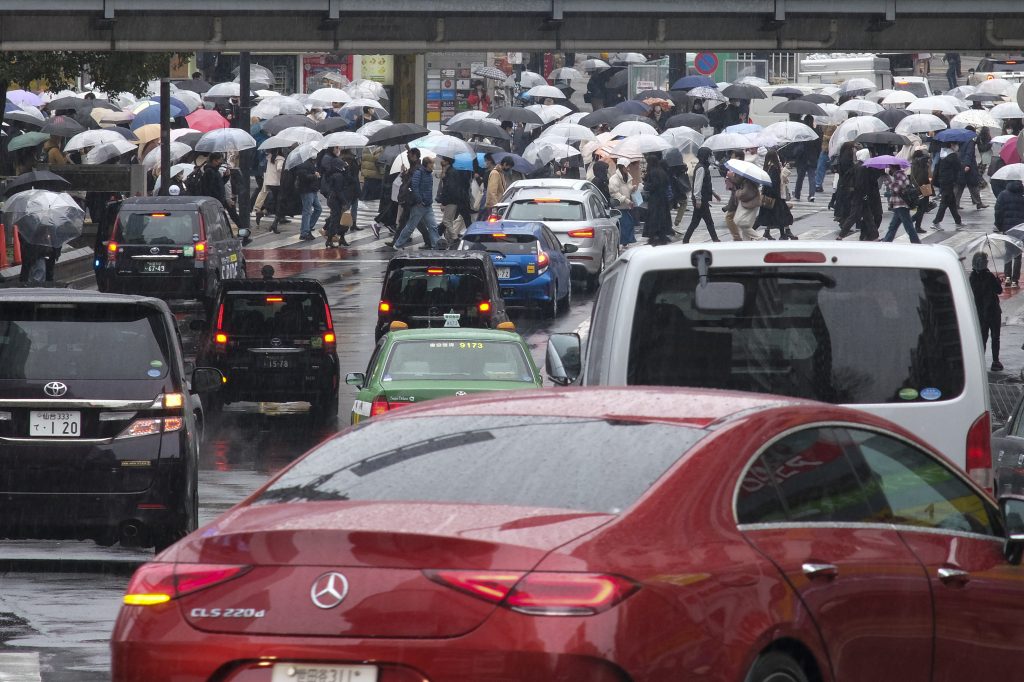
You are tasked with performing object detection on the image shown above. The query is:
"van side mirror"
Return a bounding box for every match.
[346,372,365,387]
[1001,496,1024,564]
[562,243,579,254]
[192,367,224,393]
[546,333,581,386]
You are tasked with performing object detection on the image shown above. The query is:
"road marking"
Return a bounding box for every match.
[0,652,42,682]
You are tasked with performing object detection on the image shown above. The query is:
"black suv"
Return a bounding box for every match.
[196,279,340,421]
[0,288,223,550]
[98,196,249,302]
[376,251,510,340]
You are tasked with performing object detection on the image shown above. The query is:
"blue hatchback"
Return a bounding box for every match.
[460,221,577,318]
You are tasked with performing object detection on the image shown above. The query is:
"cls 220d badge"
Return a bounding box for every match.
[189,607,266,618]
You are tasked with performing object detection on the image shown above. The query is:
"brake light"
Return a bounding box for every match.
[492,233,507,238]
[106,240,119,264]
[323,301,334,331]
[966,411,992,491]
[215,333,228,345]
[487,215,501,222]
[116,417,183,439]
[265,296,284,303]
[323,332,336,346]
[478,301,491,313]
[194,241,207,262]
[107,242,118,253]
[149,213,168,218]
[427,267,444,275]
[378,301,391,314]
[537,249,550,272]
[568,228,594,238]
[532,198,562,203]
[215,303,225,330]
[764,251,826,264]
[123,562,251,606]
[370,396,390,417]
[425,570,638,616]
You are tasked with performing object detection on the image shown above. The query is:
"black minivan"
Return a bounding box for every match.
[0,288,223,550]
[98,196,249,302]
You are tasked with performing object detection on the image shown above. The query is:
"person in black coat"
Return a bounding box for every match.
[838,152,880,240]
[683,147,719,243]
[642,153,674,246]
[969,251,1003,371]
[933,143,963,228]
[199,152,228,204]
[591,160,611,202]
[909,149,933,233]
[955,128,986,209]
[996,180,1024,286]
[833,141,857,222]
[320,152,350,247]
[794,116,822,202]
[754,150,796,240]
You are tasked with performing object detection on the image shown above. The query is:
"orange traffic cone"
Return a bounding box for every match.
[0,224,7,269]
[12,226,22,265]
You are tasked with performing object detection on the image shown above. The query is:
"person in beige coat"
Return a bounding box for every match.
[485,156,514,216]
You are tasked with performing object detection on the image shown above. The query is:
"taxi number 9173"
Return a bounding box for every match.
[459,342,484,349]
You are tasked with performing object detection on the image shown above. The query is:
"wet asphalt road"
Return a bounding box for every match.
[0,228,596,681]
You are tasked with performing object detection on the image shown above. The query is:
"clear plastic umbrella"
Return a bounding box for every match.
[813,103,848,126]
[612,135,672,157]
[839,99,884,115]
[389,148,437,175]
[829,116,888,156]
[977,79,1012,96]
[991,102,1024,120]
[308,87,353,105]
[141,142,191,170]
[83,139,137,164]
[63,129,125,153]
[610,120,659,137]
[525,104,572,124]
[967,233,1024,263]
[702,132,755,151]
[993,164,1024,181]
[321,131,370,149]
[579,59,611,72]
[906,97,960,116]
[688,86,727,103]
[894,113,948,135]
[445,110,489,127]
[525,85,566,100]
[3,190,84,247]
[195,128,257,153]
[724,159,772,186]
[410,134,474,158]
[660,127,704,152]
[251,97,307,119]
[258,135,299,152]
[340,98,389,116]
[519,71,548,87]
[880,91,918,106]
[763,121,819,143]
[946,85,978,100]
[345,79,388,101]
[204,82,244,98]
[284,141,324,171]
[838,78,878,95]
[523,140,581,165]
[951,110,1002,130]
[357,119,393,138]
[548,67,582,81]
[539,123,597,143]
[276,127,324,145]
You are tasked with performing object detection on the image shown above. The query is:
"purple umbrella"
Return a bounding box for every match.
[861,155,909,169]
[7,90,43,107]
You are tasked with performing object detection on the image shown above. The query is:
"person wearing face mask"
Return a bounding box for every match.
[467,81,491,112]
[324,101,345,118]
[648,104,668,132]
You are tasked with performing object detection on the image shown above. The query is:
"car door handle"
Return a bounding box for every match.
[801,563,838,580]
[937,567,971,585]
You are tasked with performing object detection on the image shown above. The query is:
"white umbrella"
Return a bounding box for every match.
[895,113,948,135]
[813,103,848,126]
[357,119,393,138]
[746,131,780,148]
[83,139,137,164]
[255,89,280,98]
[251,97,307,119]
[389,148,437,175]
[660,126,704,151]
[579,58,611,72]
[152,163,197,194]
[205,82,244,98]
[688,86,727,103]
[525,104,572,124]
[610,52,647,65]
[284,141,324,170]
[340,98,388,116]
[816,85,841,97]
[839,99,884,115]
[169,90,202,113]
[563,112,588,125]
[548,67,582,81]
[523,140,581,165]
[539,123,597,143]
[345,79,388,101]
[702,132,757,152]
[3,189,84,248]
[612,135,672,157]
[950,110,1002,130]
[277,127,324,145]
[258,135,299,151]
[993,134,1017,146]
[611,120,659,137]
[829,116,888,156]
[445,110,489,126]
[308,87,353,105]
[866,89,894,103]
[321,131,370,149]
[63,129,124,153]
[838,78,878,95]
[993,164,1024,181]
[142,142,191,170]
[881,91,918,106]
[906,97,960,116]
[519,70,548,87]
[195,128,257,153]
[724,158,772,186]
[991,102,1024,120]
[763,121,819,143]
[736,76,771,88]
[411,134,474,158]
[978,79,1012,96]
[946,85,978,100]
[526,85,566,100]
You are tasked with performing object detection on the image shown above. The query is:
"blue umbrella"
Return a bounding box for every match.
[491,152,536,174]
[149,96,189,113]
[5,100,22,113]
[130,104,184,130]
[935,128,977,144]
[671,75,717,91]
[614,100,650,116]
[454,152,486,171]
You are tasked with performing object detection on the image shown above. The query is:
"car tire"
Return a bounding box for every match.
[586,253,605,292]
[744,652,811,682]
[312,390,340,425]
[542,282,559,319]
[558,277,572,315]
[151,461,199,553]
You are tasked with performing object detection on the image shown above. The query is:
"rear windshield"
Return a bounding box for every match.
[893,82,928,97]
[383,339,535,382]
[384,264,487,306]
[506,199,584,221]
[627,266,965,404]
[222,293,328,336]
[117,211,198,245]
[255,415,705,513]
[981,60,1024,72]
[461,233,538,256]
[0,302,171,381]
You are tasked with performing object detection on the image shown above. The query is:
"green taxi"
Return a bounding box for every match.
[346,323,542,424]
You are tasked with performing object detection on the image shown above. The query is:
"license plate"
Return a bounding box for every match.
[29,411,81,438]
[496,267,511,279]
[271,663,377,682]
[143,261,168,273]
[260,356,293,369]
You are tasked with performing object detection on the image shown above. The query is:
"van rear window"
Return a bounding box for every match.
[117,212,198,245]
[222,294,327,337]
[627,267,965,404]
[384,265,486,306]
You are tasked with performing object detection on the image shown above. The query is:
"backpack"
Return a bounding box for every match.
[397,168,416,207]
[183,164,204,196]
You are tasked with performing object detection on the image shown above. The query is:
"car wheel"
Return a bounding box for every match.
[744,652,810,682]
[586,253,605,292]
[558,277,572,314]
[312,390,340,425]
[542,282,559,319]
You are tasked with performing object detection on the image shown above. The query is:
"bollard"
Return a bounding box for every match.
[0,223,7,269]
[12,227,21,265]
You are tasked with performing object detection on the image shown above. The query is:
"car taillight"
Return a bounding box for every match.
[370,396,390,417]
[323,301,335,331]
[487,215,501,222]
[123,562,251,606]
[967,411,992,491]
[568,228,594,238]
[116,417,183,439]
[323,332,336,348]
[537,249,549,273]
[215,333,228,345]
[378,301,391,314]
[764,251,826,264]
[106,240,119,264]
[478,301,491,313]
[216,303,225,331]
[426,570,638,616]
[194,241,207,262]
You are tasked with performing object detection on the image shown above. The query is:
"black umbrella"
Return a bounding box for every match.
[46,96,90,111]
[634,89,674,101]
[106,126,140,142]
[772,87,805,99]
[967,93,1004,103]
[40,115,86,137]
[367,122,430,146]
[262,115,317,136]
[801,93,836,104]
[578,108,630,128]
[488,107,543,125]
[855,131,910,145]
[770,100,826,116]
[72,112,103,130]
[1,170,72,198]
[665,112,710,130]
[873,108,912,128]
[470,141,503,154]
[174,131,204,149]
[605,70,629,91]
[315,117,352,134]
[721,84,767,100]
[5,112,44,129]
[173,79,212,94]
[447,118,511,140]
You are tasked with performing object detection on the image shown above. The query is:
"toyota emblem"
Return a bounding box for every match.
[149,247,160,255]
[310,572,349,609]
[270,338,282,348]
[43,381,68,398]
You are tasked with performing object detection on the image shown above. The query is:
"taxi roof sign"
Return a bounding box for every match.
[389,321,409,331]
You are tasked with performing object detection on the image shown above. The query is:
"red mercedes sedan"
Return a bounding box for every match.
[111,387,1024,682]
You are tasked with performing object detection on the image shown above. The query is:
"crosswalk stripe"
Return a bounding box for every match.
[0,652,42,682]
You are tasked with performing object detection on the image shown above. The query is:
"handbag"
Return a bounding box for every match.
[919,183,934,197]
[761,195,777,209]
[900,182,923,207]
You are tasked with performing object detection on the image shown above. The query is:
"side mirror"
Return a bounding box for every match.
[191,367,224,393]
[345,372,365,387]
[562,243,579,254]
[188,318,209,332]
[546,332,581,386]
[1002,496,1024,564]
[238,228,251,239]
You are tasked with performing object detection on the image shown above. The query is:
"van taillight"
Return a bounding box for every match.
[194,241,207,262]
[379,301,391,314]
[966,411,992,491]
[215,333,228,345]
[215,303,225,331]
[106,241,119,264]
[479,301,492,313]
[764,251,826,264]
[324,301,335,331]
[323,332,336,348]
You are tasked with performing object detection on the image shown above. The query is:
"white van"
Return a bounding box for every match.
[799,53,893,89]
[547,242,992,485]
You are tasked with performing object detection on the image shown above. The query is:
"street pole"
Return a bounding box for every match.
[237,52,252,230]
[159,78,171,196]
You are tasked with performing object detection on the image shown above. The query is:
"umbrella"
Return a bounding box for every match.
[129,104,184,130]
[3,189,84,248]
[205,82,245,98]
[519,71,548,88]
[812,103,847,126]
[874,108,913,128]
[614,100,651,117]
[411,134,474,158]
[173,79,212,94]
[473,66,509,81]
[578,108,629,128]
[445,110,489,126]
[141,142,191,170]
[935,128,977,144]
[84,139,137,164]
[137,96,189,114]
[635,89,673,101]
[91,108,134,126]
[131,123,162,146]
[345,79,389,102]
[40,115,85,137]
[251,97,307,119]
[703,132,757,152]
[308,87,352,105]
[763,121,819,143]
[855,131,910,146]
[993,134,1016,146]
[687,86,726,102]
[63,129,124,152]
[969,93,1006,103]
[6,90,42,107]
[258,135,299,152]
[367,122,429,146]
[951,110,1002,130]
[446,118,510,139]
[907,97,960,116]
[894,113,948,135]
[772,86,806,99]
[838,78,878,95]
[276,127,324,145]
[993,163,1024,181]
[321,131,369,149]
[611,120,659,137]
[523,140,581,165]
[47,96,90,111]
[488,107,543,125]
[660,126,704,151]
[881,91,918,106]
[840,100,884,116]
[610,52,647,65]
[736,76,771,88]
[453,152,486,171]
[579,59,611,72]
[967,233,1024,263]
[724,159,771,186]
[195,128,257,153]
[978,79,1012,95]
[865,89,894,103]
[173,131,204,149]
[1000,137,1020,165]
[539,122,597,143]
[170,91,202,113]
[184,109,230,132]
[490,152,535,174]
[991,102,1024,120]
[861,155,910,169]
[261,114,316,136]
[233,64,275,84]
[725,123,763,134]
[525,104,572,124]
[389,148,437,175]
[671,75,717,91]
[284,141,324,170]
[549,67,582,81]
[828,116,888,156]
[526,85,566,100]
[800,93,835,104]
[770,100,826,116]
[357,119,393,138]
[946,86,978,99]
[6,107,45,128]
[7,132,50,152]
[721,83,767,100]
[612,135,672,157]
[314,117,354,134]
[665,112,709,130]
[2,170,72,198]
